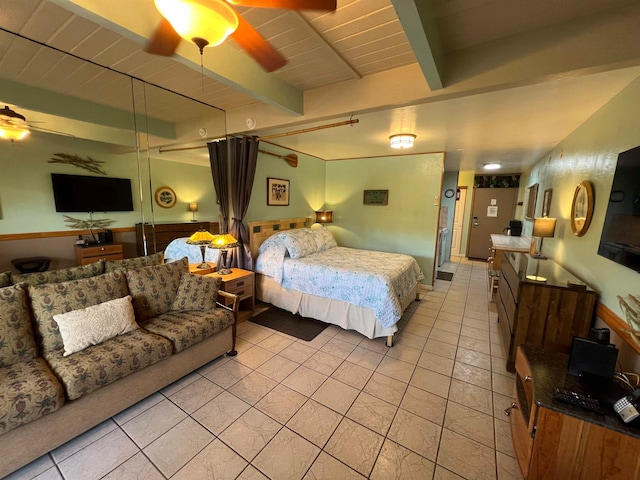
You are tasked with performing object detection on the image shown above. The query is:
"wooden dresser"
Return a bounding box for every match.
[135,221,218,256]
[496,252,596,372]
[508,345,640,479]
[75,244,123,265]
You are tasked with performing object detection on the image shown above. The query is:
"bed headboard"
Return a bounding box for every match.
[248,217,312,258]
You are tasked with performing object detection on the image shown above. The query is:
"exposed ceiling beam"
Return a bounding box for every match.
[390,0,444,91]
[50,0,304,115]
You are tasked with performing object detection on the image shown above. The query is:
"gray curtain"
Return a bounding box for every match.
[207,140,229,233]
[229,136,259,270]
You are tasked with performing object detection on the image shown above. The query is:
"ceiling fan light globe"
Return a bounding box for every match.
[154,0,238,49]
[0,124,30,141]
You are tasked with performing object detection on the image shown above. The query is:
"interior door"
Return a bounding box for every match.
[451,187,466,256]
[467,187,518,259]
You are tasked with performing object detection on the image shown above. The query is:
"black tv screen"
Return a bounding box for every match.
[597,145,640,273]
[51,173,134,213]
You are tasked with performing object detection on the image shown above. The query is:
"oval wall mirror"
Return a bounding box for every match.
[570,180,594,236]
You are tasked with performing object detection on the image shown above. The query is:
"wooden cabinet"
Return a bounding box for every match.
[510,346,640,479]
[208,268,254,323]
[75,244,123,265]
[496,252,596,372]
[135,222,218,256]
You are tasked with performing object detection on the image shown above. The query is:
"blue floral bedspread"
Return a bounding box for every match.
[281,247,424,328]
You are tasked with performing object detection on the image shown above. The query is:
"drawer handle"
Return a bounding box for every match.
[523,375,531,383]
[504,402,517,416]
[236,281,244,286]
[236,290,245,296]
[101,247,105,251]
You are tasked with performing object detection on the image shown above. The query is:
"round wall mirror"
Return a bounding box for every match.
[570,180,594,236]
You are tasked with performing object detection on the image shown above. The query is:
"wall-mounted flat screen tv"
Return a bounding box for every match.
[597,145,640,273]
[51,173,134,213]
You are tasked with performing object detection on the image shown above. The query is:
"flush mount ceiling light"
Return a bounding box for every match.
[483,163,501,170]
[0,106,30,141]
[389,134,416,149]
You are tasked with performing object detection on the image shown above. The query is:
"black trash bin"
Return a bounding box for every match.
[11,257,51,273]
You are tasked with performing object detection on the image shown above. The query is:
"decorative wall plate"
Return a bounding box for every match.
[155,186,176,208]
[570,180,594,236]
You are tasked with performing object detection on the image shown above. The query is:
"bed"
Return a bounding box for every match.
[249,217,424,347]
[164,237,220,265]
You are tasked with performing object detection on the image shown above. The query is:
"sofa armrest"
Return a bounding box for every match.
[216,290,239,356]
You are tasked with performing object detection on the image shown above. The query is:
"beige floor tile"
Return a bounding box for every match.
[417,351,455,376]
[495,417,515,457]
[335,329,366,345]
[101,452,163,480]
[304,451,365,479]
[493,371,515,396]
[437,311,463,324]
[312,377,360,414]
[321,337,358,359]
[56,429,138,480]
[370,439,435,480]
[282,365,328,396]
[255,383,307,424]
[409,312,436,327]
[228,371,278,405]
[255,354,299,382]
[287,399,343,448]
[423,338,458,359]
[410,366,451,398]
[395,331,427,350]
[433,319,462,334]
[402,322,432,337]
[160,371,202,397]
[325,418,384,477]
[497,451,523,480]
[301,332,333,350]
[52,419,118,463]
[463,310,490,322]
[346,392,398,435]
[3,454,56,480]
[429,328,460,346]
[445,401,495,448]
[239,326,274,344]
[280,342,318,363]
[234,345,276,370]
[375,356,415,383]
[456,346,492,370]
[253,428,320,480]
[387,409,441,461]
[30,467,65,480]
[400,385,447,425]
[358,336,391,354]
[493,391,515,418]
[461,325,491,341]
[363,372,408,406]
[121,399,187,448]
[201,359,253,389]
[172,439,247,480]
[304,350,344,376]
[237,465,270,480]
[453,361,492,390]
[257,333,295,353]
[168,376,224,414]
[331,361,373,389]
[448,379,493,416]
[219,408,282,461]
[438,429,496,480]
[112,393,164,426]
[143,417,213,477]
[458,335,491,355]
[346,346,385,370]
[191,391,251,435]
[385,344,422,364]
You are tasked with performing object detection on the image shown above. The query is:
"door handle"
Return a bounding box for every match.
[473,216,479,227]
[504,402,517,416]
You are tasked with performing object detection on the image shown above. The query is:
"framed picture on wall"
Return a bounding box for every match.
[542,188,552,217]
[267,177,290,206]
[525,183,538,220]
[363,190,389,205]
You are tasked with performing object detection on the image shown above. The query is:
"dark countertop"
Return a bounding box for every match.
[522,345,640,439]
[507,253,593,290]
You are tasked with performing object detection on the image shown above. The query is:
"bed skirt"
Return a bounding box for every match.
[256,274,419,340]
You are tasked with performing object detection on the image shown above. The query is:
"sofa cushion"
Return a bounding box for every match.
[105,251,164,272]
[0,271,11,287]
[171,274,221,311]
[0,285,38,368]
[0,358,65,435]
[141,309,234,353]
[125,258,188,322]
[28,271,130,354]
[12,261,105,286]
[44,329,173,401]
[54,296,139,357]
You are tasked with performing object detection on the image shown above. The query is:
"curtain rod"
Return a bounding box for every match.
[158,118,359,154]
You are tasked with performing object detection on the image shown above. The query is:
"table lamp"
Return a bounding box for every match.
[188,202,198,222]
[186,228,215,269]
[530,217,556,259]
[208,233,239,275]
[315,210,333,225]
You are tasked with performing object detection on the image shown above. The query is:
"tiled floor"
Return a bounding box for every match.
[6,258,522,480]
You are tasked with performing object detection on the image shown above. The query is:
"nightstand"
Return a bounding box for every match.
[189,264,216,275]
[75,244,123,265]
[207,268,254,323]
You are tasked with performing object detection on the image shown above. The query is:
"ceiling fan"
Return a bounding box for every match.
[146,0,337,72]
[0,106,74,141]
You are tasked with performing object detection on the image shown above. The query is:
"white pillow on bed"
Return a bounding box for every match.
[312,227,338,252]
[256,234,288,282]
[282,228,318,258]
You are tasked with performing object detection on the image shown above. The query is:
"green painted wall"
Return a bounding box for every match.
[457,170,475,256]
[524,75,640,311]
[245,149,326,222]
[325,154,444,284]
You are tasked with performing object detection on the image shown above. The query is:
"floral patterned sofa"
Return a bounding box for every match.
[0,256,237,477]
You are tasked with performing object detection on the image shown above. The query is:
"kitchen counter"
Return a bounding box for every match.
[490,234,531,270]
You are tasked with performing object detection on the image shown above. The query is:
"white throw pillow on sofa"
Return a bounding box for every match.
[53,295,139,356]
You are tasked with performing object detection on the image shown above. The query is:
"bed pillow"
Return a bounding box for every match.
[255,233,288,283]
[312,227,338,252]
[53,295,138,356]
[282,228,318,259]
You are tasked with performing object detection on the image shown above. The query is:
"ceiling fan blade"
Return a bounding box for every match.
[227,0,336,10]
[145,18,182,57]
[230,15,287,72]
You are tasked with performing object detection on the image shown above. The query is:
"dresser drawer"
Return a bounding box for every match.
[81,244,123,257]
[223,276,254,299]
[75,244,123,265]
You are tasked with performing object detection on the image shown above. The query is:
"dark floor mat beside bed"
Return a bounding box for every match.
[250,306,329,341]
[436,271,454,281]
